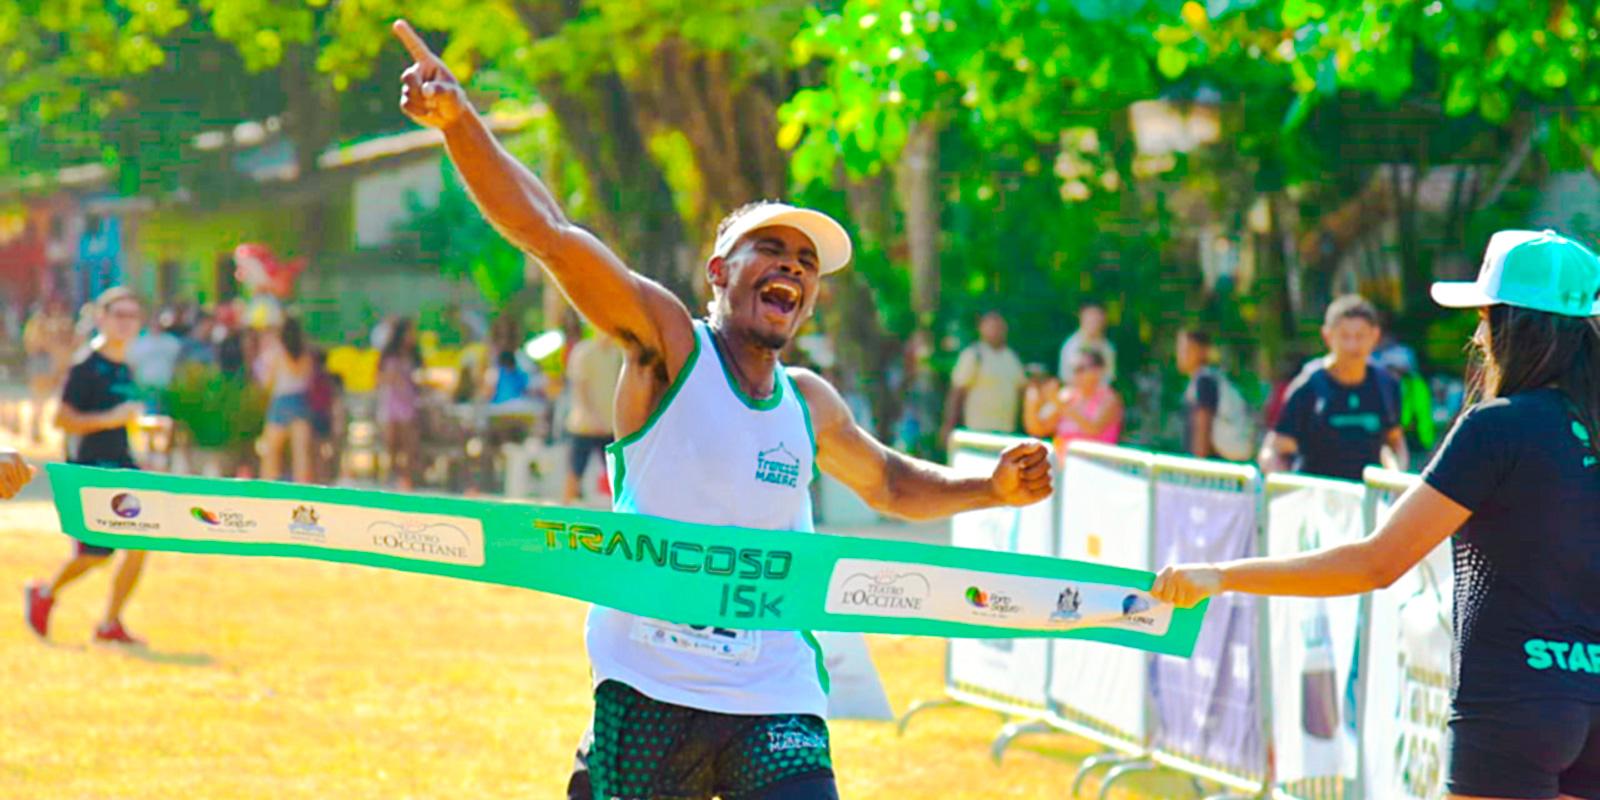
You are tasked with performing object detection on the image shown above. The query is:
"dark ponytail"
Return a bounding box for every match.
[1473,304,1600,453]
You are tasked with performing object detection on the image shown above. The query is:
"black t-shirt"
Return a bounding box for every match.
[1183,370,1221,454]
[1423,389,1600,703]
[62,350,137,467]
[1273,363,1399,481]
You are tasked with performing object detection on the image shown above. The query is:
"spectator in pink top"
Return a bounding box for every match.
[1027,349,1123,453]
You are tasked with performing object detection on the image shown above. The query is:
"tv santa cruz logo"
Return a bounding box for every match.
[965,585,1020,618]
[836,570,931,613]
[92,493,161,531]
[288,505,326,542]
[111,493,141,519]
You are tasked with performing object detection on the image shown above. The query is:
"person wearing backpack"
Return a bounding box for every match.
[1176,329,1255,461]
[1259,294,1407,480]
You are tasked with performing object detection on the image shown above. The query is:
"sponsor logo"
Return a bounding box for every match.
[89,492,162,532]
[765,719,828,753]
[366,521,475,563]
[1119,592,1159,628]
[289,505,326,541]
[754,443,801,488]
[964,585,1019,617]
[111,493,141,519]
[1049,586,1082,622]
[191,506,257,534]
[836,570,930,612]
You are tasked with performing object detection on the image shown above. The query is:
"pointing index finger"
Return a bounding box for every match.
[392,19,436,64]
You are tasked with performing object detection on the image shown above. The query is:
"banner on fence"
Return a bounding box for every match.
[1266,480,1365,783]
[1152,480,1265,773]
[1361,477,1453,799]
[1050,450,1152,740]
[947,448,1056,707]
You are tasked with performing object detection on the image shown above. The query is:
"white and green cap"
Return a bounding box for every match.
[1431,229,1600,317]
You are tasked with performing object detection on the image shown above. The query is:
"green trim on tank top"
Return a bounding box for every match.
[604,327,704,495]
[799,630,832,694]
[707,321,785,411]
[787,370,822,483]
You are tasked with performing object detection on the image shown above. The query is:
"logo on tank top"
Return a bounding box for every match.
[754,443,801,488]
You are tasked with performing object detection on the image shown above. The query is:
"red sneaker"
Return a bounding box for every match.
[24,582,53,639]
[93,621,146,648]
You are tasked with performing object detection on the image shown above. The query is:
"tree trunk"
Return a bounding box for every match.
[896,120,941,322]
[282,44,340,256]
[508,1,694,297]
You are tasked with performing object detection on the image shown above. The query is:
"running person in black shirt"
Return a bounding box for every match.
[1154,229,1600,799]
[25,287,151,646]
[1259,294,1406,481]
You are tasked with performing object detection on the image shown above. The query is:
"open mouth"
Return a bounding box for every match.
[758,279,802,316]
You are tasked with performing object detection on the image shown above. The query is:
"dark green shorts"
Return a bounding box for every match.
[567,680,837,800]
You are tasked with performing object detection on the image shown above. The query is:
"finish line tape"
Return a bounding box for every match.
[48,464,1205,657]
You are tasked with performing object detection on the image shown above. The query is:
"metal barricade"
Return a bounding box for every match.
[1141,453,1269,800]
[1045,441,1159,794]
[897,430,1059,739]
[1263,472,1368,800]
[1356,468,1449,800]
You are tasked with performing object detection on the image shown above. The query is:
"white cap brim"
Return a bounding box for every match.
[1430,280,1497,309]
[712,204,852,275]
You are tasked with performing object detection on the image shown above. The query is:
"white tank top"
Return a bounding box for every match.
[591,320,826,716]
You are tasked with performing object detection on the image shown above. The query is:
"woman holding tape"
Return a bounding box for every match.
[1154,229,1600,800]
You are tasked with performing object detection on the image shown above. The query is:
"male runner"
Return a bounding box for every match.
[25,287,150,645]
[392,21,1052,799]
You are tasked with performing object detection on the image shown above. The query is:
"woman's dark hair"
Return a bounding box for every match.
[381,317,421,366]
[1474,304,1600,452]
[1075,350,1107,370]
[281,317,306,360]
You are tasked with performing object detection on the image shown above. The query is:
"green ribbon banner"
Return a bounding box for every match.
[48,464,1206,657]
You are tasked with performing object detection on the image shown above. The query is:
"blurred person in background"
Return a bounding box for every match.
[377,316,423,489]
[1259,295,1406,479]
[26,287,152,646]
[23,298,76,444]
[178,309,219,368]
[257,316,315,483]
[1058,301,1117,384]
[1176,328,1257,462]
[1029,350,1123,453]
[307,347,345,485]
[943,311,1027,442]
[562,328,623,504]
[128,307,186,407]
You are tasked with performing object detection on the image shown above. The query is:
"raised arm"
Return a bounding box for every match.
[793,368,1051,521]
[391,20,692,374]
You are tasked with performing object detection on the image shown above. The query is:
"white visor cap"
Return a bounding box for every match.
[711,203,853,275]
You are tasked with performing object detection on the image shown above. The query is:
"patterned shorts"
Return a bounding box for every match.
[567,680,837,800]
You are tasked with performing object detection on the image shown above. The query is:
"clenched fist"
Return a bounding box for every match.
[393,19,469,131]
[990,441,1052,507]
[1150,564,1223,609]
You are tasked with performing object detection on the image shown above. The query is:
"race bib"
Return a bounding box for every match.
[631,620,762,663]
